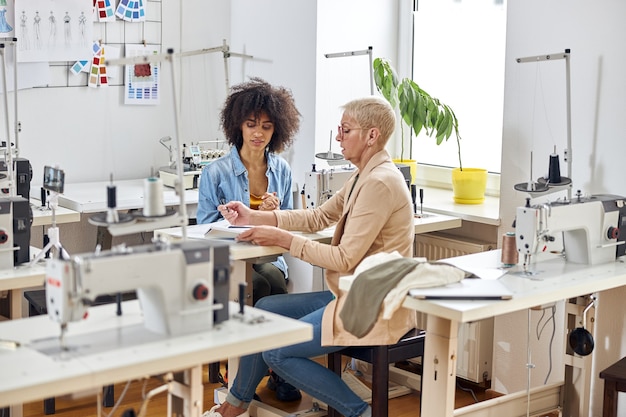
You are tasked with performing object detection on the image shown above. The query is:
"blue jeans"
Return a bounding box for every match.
[225,291,370,417]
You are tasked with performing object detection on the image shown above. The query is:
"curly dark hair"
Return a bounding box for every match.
[220,77,301,154]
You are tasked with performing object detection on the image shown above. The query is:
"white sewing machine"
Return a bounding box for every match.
[515,194,626,271]
[302,166,356,209]
[45,239,230,342]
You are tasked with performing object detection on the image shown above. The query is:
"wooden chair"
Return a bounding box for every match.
[599,356,626,417]
[327,328,425,417]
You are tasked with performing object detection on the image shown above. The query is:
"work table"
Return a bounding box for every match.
[0,300,312,412]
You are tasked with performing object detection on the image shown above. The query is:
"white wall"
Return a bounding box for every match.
[16,1,231,185]
[315,0,400,168]
[498,1,626,414]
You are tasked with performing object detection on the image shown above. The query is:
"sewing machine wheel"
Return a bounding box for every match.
[133,207,177,220]
[315,151,344,160]
[88,212,136,226]
[514,181,549,193]
[537,176,572,187]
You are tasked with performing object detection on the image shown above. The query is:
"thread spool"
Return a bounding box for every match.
[548,153,562,184]
[501,232,518,267]
[105,184,119,223]
[107,184,117,209]
[143,177,166,217]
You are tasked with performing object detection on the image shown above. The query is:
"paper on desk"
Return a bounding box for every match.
[163,221,251,239]
[209,219,252,235]
[187,224,213,239]
[162,221,252,240]
[163,224,212,239]
[437,258,507,280]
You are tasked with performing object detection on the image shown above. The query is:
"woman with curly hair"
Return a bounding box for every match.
[197,77,301,305]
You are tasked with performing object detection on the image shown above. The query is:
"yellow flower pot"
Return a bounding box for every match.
[392,159,417,185]
[451,168,487,204]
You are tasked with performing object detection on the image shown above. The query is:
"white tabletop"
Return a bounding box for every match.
[406,251,626,323]
[419,186,501,226]
[155,212,461,262]
[411,212,462,234]
[0,300,312,407]
[0,263,45,292]
[49,179,199,213]
[155,224,335,262]
[340,250,626,324]
[30,199,81,227]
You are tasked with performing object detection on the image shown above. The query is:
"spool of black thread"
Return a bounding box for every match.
[548,154,561,184]
[107,184,117,209]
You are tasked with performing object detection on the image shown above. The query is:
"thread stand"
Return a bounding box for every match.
[30,191,69,265]
[88,179,135,227]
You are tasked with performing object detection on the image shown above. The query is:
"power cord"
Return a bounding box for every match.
[104,379,132,417]
[535,304,556,384]
[456,381,478,403]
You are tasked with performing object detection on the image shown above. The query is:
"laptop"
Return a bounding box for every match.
[408,278,513,300]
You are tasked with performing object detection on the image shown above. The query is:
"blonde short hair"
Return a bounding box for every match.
[340,96,396,144]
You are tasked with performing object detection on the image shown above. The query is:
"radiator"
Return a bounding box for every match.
[414,232,496,384]
[414,232,495,260]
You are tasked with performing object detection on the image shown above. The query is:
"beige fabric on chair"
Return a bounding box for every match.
[340,252,467,338]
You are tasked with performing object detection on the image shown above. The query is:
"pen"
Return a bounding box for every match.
[220,198,231,212]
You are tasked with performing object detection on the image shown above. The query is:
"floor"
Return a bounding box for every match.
[14,360,497,417]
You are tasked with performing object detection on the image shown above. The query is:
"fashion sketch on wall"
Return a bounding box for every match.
[15,0,92,63]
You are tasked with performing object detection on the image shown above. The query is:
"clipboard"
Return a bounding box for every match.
[408,278,513,300]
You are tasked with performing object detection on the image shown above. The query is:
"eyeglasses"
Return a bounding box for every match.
[337,125,367,139]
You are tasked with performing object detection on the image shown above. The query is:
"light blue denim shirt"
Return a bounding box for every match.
[196,146,293,276]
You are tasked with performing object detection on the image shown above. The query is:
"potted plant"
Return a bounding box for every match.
[373,57,487,204]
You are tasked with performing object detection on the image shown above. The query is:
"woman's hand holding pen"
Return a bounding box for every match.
[218,201,252,225]
[258,192,280,211]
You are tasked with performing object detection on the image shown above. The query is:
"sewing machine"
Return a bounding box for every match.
[159,166,202,190]
[0,196,31,269]
[45,239,230,343]
[515,193,626,271]
[302,164,411,209]
[302,166,356,209]
[0,157,32,199]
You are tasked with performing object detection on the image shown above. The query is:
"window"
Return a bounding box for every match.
[412,0,506,173]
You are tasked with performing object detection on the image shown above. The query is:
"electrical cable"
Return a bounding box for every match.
[104,379,133,417]
[535,304,557,384]
[136,382,171,417]
[456,381,478,403]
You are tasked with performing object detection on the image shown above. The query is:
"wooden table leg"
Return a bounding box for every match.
[421,315,458,417]
[9,289,24,319]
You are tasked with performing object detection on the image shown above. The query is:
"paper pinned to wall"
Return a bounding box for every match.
[123,43,161,105]
[94,0,116,23]
[15,0,94,63]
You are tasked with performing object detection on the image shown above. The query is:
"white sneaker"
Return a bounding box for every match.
[202,404,250,417]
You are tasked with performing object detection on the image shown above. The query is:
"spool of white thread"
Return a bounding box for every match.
[143,177,166,216]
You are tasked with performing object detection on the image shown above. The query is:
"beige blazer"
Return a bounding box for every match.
[275,150,416,346]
